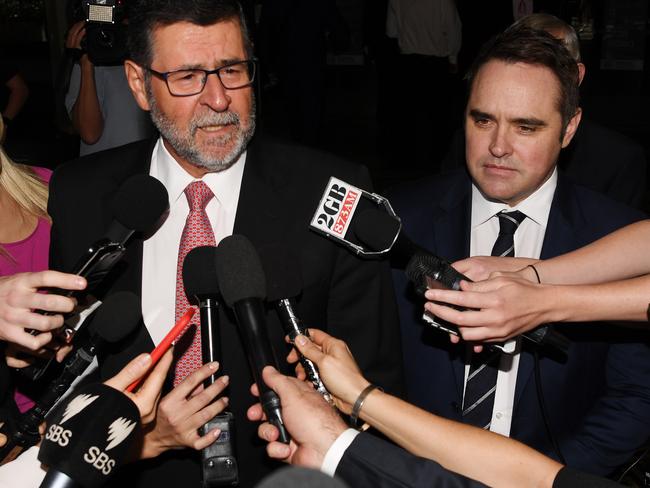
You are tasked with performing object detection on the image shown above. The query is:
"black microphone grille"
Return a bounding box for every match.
[352,208,401,252]
[111,174,169,233]
[38,383,140,488]
[215,235,266,307]
[258,243,302,302]
[89,291,141,343]
[406,254,465,291]
[183,246,220,300]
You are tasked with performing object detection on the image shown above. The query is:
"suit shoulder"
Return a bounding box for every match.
[52,139,153,189]
[569,181,647,228]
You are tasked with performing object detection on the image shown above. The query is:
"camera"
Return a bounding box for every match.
[82,0,128,65]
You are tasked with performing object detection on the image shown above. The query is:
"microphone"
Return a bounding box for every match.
[215,235,290,444]
[258,244,333,404]
[38,382,140,488]
[24,175,167,382]
[352,208,570,355]
[183,246,239,486]
[0,292,142,464]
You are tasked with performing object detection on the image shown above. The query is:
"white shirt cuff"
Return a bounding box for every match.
[320,428,360,477]
[0,445,46,488]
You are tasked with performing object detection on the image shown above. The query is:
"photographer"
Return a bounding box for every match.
[64,12,152,156]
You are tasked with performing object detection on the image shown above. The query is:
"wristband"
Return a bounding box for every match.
[527,264,541,284]
[349,384,382,428]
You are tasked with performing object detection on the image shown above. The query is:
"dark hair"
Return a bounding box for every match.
[466,25,580,135]
[127,0,252,67]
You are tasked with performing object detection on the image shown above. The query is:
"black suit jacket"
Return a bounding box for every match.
[48,136,404,487]
[441,119,647,209]
[389,168,650,476]
[336,432,486,488]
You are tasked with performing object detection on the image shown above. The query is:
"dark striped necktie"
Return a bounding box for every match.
[462,210,527,429]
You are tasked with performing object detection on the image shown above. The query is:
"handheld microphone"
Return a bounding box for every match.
[0,292,141,464]
[183,246,239,487]
[258,244,333,404]
[352,208,570,355]
[24,175,167,382]
[215,235,290,444]
[38,383,140,488]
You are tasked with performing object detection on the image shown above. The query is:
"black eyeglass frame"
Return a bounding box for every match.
[147,58,257,96]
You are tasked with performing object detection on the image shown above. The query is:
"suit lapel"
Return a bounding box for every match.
[431,172,473,397]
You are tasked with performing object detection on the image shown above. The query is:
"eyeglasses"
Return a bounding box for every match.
[147,59,257,96]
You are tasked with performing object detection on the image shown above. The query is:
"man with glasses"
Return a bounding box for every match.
[46,1,403,486]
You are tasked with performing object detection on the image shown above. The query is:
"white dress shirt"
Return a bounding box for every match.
[465,168,558,436]
[142,137,246,346]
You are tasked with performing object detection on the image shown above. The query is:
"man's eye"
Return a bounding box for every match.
[519,126,536,133]
[475,119,490,127]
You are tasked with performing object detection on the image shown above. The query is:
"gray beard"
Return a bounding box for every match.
[147,92,256,172]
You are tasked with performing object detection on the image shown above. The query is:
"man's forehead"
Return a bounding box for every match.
[149,19,245,67]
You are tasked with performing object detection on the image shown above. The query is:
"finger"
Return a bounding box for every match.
[136,349,174,398]
[246,403,265,422]
[55,344,74,363]
[449,334,460,344]
[192,427,222,451]
[258,422,279,443]
[23,270,86,292]
[266,441,292,461]
[286,348,300,364]
[188,397,229,433]
[6,355,33,368]
[250,382,260,398]
[424,302,488,327]
[7,329,54,351]
[302,328,329,346]
[105,353,152,391]
[293,335,326,365]
[173,362,220,399]
[185,374,230,413]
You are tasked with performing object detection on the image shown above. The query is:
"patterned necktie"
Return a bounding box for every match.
[462,210,526,428]
[173,180,216,386]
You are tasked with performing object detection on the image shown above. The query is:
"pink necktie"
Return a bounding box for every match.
[173,180,216,385]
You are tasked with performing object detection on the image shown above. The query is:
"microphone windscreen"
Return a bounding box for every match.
[258,243,302,302]
[110,174,168,233]
[255,466,349,488]
[215,235,266,307]
[88,291,141,343]
[183,246,220,301]
[352,208,401,252]
[38,383,140,487]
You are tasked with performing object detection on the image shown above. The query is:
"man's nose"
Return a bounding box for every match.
[199,73,231,112]
[489,126,513,158]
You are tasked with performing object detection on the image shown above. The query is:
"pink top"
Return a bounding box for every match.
[0,166,51,277]
[0,166,51,412]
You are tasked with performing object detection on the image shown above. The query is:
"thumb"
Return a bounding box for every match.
[294,334,325,365]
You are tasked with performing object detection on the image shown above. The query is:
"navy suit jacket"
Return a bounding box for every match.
[389,168,650,476]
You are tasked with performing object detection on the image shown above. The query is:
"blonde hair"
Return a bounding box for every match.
[0,117,50,223]
[0,117,51,262]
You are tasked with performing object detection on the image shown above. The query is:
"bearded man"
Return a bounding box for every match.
[46,1,403,486]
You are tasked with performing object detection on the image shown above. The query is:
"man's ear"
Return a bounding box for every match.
[561,107,582,148]
[124,60,151,111]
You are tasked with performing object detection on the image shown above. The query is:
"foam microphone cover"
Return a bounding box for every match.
[38,383,140,487]
[87,291,142,343]
[110,174,168,233]
[352,208,401,252]
[255,466,349,488]
[182,245,220,302]
[215,235,266,306]
[257,243,302,302]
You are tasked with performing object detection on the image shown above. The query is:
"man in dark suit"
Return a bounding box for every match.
[441,14,647,209]
[391,26,650,477]
[46,1,403,486]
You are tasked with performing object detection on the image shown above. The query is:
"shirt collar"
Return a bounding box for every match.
[150,136,247,210]
[471,167,558,228]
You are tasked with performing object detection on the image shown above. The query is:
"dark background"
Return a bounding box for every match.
[1,0,648,196]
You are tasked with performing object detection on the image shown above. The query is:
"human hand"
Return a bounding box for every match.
[140,362,229,459]
[0,271,85,352]
[287,329,369,413]
[104,349,174,425]
[247,366,347,469]
[65,21,86,50]
[452,256,535,282]
[424,276,553,342]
